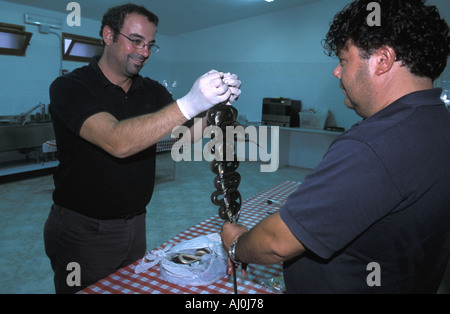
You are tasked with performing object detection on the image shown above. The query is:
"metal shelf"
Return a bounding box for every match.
[0,159,58,177]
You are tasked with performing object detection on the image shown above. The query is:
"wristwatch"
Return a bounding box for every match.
[229,238,241,265]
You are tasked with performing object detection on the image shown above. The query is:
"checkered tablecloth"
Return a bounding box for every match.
[80,181,301,294]
[42,140,57,153]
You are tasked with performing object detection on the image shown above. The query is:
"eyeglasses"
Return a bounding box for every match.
[119,33,160,54]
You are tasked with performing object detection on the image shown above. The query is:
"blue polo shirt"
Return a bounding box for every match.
[280,89,450,293]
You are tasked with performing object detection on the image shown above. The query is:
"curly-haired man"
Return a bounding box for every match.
[222,0,450,293]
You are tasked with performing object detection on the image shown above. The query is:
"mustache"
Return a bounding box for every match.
[129,54,148,62]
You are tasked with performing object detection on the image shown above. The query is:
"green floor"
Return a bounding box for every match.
[0,155,311,294]
[1,153,448,294]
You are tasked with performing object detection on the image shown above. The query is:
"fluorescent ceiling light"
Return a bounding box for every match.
[24,13,63,29]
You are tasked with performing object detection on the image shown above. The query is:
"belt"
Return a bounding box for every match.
[53,204,145,221]
[119,211,145,220]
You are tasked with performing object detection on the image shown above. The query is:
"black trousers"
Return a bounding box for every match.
[43,205,146,294]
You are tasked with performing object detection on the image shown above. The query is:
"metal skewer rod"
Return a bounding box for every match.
[233,263,238,294]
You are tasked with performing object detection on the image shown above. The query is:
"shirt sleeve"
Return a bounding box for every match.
[49,76,105,136]
[279,138,403,260]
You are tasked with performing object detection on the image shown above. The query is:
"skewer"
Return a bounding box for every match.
[207,104,242,294]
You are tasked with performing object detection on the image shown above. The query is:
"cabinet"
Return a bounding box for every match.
[277,127,342,169]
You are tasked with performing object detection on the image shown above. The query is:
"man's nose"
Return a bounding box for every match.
[137,46,150,58]
[333,64,342,79]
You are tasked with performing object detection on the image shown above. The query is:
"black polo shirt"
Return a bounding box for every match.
[49,57,174,219]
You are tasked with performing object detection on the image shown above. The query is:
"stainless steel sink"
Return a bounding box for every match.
[0,121,55,152]
[0,115,20,124]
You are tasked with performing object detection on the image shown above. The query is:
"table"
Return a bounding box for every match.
[80,181,301,294]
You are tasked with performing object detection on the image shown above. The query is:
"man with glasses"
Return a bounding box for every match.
[44,3,241,294]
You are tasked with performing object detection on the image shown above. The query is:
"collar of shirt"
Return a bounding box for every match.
[392,88,444,107]
[89,55,144,92]
[355,88,444,127]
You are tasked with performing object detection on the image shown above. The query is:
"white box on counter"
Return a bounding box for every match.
[299,109,330,130]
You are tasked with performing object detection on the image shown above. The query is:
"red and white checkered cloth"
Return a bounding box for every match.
[80,181,300,294]
[42,140,57,153]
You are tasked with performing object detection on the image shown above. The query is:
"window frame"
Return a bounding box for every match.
[62,32,103,63]
[0,22,33,56]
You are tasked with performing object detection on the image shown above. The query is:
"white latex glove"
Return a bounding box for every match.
[222,72,242,105]
[177,70,241,120]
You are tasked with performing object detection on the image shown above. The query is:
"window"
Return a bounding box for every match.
[435,57,450,110]
[62,33,103,62]
[0,22,33,56]
[441,65,450,109]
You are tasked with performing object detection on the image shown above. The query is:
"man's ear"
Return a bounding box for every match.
[101,26,114,46]
[372,46,396,76]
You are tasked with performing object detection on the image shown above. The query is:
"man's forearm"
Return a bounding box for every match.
[82,101,187,158]
[226,213,306,265]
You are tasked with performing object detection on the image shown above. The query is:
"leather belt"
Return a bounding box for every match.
[53,204,145,221]
[119,211,145,220]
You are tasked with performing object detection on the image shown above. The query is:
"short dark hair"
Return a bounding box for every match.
[99,3,159,43]
[323,0,450,81]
